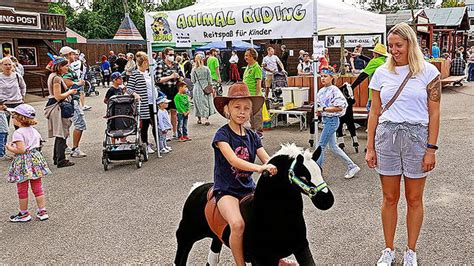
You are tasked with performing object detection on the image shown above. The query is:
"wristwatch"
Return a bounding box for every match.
[426,143,438,150]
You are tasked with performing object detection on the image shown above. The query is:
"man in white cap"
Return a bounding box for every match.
[60,46,87,158]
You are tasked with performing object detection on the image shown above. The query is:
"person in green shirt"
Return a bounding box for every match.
[174,81,191,142]
[349,43,388,110]
[207,48,221,83]
[243,48,263,137]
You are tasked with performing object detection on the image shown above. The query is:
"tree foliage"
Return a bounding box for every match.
[441,0,465,8]
[48,0,195,39]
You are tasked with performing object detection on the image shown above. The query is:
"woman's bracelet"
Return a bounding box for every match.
[427,143,438,150]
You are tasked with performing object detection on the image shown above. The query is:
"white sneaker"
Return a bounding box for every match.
[344,165,360,179]
[165,146,172,151]
[377,248,395,266]
[147,144,155,154]
[70,148,87,158]
[403,248,417,266]
[160,148,169,154]
[83,105,92,111]
[65,147,72,155]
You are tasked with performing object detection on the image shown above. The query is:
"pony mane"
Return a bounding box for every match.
[272,143,303,159]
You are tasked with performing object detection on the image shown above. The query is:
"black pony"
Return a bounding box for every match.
[175,144,335,265]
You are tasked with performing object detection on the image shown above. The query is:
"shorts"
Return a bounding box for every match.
[163,91,177,110]
[214,190,252,203]
[72,100,87,131]
[375,121,429,178]
[265,74,273,88]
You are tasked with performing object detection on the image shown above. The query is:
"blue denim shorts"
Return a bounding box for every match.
[375,121,429,178]
[72,100,86,131]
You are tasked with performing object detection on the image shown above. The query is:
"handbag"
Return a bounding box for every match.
[193,71,213,95]
[59,100,74,118]
[380,71,412,115]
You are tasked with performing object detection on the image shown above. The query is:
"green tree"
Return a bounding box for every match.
[441,0,465,8]
[49,0,196,39]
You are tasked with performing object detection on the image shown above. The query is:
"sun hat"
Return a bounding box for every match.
[59,46,78,56]
[177,81,187,88]
[111,72,122,80]
[6,104,36,119]
[156,96,172,105]
[214,82,264,118]
[368,43,389,57]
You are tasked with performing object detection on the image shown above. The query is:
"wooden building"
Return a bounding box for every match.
[0,1,66,96]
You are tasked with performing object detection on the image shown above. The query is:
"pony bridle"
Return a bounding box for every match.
[288,159,328,198]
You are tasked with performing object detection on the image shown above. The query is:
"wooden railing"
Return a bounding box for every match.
[40,13,66,32]
[24,70,48,97]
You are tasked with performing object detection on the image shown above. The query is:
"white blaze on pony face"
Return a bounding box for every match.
[302,150,328,193]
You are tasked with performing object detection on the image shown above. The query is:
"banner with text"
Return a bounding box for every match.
[145,0,313,43]
[325,35,383,48]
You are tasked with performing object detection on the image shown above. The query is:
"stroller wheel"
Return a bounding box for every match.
[136,156,142,168]
[102,156,109,171]
[141,145,149,162]
[95,91,100,96]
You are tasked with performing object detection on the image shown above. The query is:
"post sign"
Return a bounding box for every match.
[0,7,40,30]
[325,34,382,48]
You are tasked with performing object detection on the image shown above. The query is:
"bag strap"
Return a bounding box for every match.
[380,71,412,115]
[193,71,205,88]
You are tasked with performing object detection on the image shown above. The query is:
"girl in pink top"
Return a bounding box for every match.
[6,104,51,222]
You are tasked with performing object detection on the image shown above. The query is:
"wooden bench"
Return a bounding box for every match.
[441,75,465,87]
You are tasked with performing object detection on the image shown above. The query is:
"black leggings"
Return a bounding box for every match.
[140,104,157,145]
[53,137,67,165]
[102,74,110,86]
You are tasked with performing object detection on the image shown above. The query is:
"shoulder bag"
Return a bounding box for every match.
[193,71,213,95]
[380,71,412,115]
[49,74,74,118]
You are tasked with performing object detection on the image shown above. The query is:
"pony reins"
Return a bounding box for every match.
[288,159,327,198]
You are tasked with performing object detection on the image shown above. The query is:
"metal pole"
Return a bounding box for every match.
[145,12,161,158]
[311,0,319,147]
[250,38,254,48]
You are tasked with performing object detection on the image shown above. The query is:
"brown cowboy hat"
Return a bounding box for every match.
[214,82,264,118]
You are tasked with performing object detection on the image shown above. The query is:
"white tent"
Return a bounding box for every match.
[144,0,386,144]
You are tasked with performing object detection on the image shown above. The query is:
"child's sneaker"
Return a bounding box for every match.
[183,136,192,141]
[9,212,32,222]
[36,209,49,221]
[377,248,395,266]
[165,146,172,152]
[178,137,186,142]
[160,148,169,154]
[403,248,417,266]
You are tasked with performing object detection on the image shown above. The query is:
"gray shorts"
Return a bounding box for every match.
[72,100,86,131]
[375,121,429,178]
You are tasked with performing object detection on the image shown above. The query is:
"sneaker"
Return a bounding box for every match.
[9,212,32,222]
[160,148,169,154]
[147,144,155,154]
[183,136,192,141]
[83,105,92,111]
[403,248,417,266]
[165,146,173,151]
[178,137,186,142]
[344,165,361,179]
[377,248,395,266]
[65,147,72,155]
[36,209,49,221]
[70,148,87,158]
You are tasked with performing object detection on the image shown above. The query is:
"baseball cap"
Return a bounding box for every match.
[156,96,172,105]
[6,104,36,119]
[59,46,78,56]
[111,72,122,80]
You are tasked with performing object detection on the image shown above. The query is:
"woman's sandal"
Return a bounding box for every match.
[57,160,75,168]
[204,122,210,126]
[197,120,202,124]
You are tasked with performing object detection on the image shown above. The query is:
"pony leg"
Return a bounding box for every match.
[175,221,197,266]
[206,237,222,266]
[294,245,316,266]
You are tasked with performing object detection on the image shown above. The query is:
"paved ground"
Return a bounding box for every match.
[0,84,473,264]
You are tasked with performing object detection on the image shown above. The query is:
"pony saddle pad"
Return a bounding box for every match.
[204,187,253,243]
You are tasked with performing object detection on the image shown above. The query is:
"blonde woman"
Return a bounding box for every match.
[191,54,215,125]
[126,52,157,154]
[366,22,441,266]
[124,53,136,82]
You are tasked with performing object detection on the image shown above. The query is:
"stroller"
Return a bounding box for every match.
[270,71,288,103]
[102,95,147,171]
[84,65,100,97]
